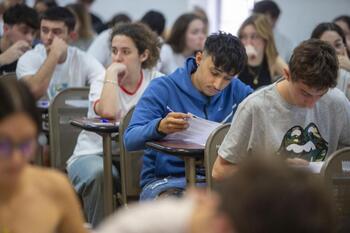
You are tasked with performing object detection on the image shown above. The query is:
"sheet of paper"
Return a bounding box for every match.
[164,115,222,146]
[65,100,89,108]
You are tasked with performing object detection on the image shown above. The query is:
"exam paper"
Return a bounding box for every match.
[164,115,222,146]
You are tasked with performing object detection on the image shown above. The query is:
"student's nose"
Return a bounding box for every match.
[114,52,123,62]
[213,78,225,90]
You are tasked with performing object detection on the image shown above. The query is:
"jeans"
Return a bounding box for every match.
[140,175,206,201]
[67,154,119,228]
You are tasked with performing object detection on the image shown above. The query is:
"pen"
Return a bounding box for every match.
[166,106,174,112]
[100,118,109,123]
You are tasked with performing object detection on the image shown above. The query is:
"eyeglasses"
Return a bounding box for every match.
[0,137,36,160]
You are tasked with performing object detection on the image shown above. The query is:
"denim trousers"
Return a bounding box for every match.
[67,154,119,228]
[140,175,206,201]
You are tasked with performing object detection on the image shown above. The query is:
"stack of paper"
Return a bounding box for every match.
[164,115,222,146]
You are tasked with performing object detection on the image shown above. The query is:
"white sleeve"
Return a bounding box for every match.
[87,29,112,67]
[218,103,254,164]
[16,50,43,79]
[158,44,175,75]
[97,198,194,233]
[83,53,105,107]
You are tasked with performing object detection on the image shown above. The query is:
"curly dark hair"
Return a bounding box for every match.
[289,39,338,89]
[110,22,160,69]
[204,31,247,75]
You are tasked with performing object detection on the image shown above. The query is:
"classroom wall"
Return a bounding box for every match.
[274,0,350,47]
[27,0,350,48]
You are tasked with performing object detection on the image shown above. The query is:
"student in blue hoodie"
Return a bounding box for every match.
[124,31,253,200]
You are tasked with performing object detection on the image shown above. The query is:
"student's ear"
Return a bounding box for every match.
[195,51,203,66]
[140,49,149,63]
[3,24,10,34]
[69,30,78,42]
[283,68,291,81]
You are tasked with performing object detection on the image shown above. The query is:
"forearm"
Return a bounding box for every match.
[212,156,238,181]
[24,52,60,99]
[95,76,120,119]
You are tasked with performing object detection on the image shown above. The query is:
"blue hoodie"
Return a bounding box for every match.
[125,58,253,188]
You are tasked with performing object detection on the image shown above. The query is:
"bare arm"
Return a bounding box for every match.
[22,37,67,99]
[95,63,127,119]
[212,156,238,181]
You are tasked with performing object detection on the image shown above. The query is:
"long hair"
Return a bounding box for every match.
[238,14,278,76]
[67,3,94,39]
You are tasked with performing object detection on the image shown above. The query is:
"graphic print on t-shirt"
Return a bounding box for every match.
[277,123,328,161]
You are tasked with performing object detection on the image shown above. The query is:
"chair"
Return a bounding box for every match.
[0,72,17,80]
[204,123,230,190]
[320,147,350,232]
[119,106,143,204]
[49,87,89,171]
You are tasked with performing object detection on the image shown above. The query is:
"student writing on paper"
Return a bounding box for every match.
[213,39,350,181]
[67,23,162,227]
[125,32,253,200]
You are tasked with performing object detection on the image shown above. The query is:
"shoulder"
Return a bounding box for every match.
[143,68,165,81]
[321,88,350,110]
[19,44,46,61]
[238,84,276,110]
[27,166,74,200]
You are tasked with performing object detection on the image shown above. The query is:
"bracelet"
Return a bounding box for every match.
[104,79,118,85]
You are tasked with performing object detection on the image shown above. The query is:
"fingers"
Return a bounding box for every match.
[158,112,190,134]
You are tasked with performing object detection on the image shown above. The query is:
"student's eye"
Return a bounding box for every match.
[41,28,49,34]
[211,71,220,76]
[224,77,232,81]
[112,48,117,55]
[123,50,131,55]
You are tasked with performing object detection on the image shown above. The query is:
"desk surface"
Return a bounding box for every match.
[145,140,204,158]
[71,117,120,133]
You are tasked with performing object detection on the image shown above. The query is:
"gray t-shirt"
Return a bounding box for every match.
[219,82,350,163]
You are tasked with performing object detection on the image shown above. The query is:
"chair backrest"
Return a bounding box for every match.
[119,106,143,203]
[204,123,230,190]
[321,147,350,229]
[49,87,89,170]
[0,72,17,81]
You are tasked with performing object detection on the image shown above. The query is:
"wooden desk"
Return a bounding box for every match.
[71,118,119,216]
[145,140,204,186]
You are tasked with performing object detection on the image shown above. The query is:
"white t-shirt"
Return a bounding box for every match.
[67,68,163,166]
[97,197,194,233]
[87,28,112,67]
[158,43,186,75]
[337,69,350,100]
[16,44,105,100]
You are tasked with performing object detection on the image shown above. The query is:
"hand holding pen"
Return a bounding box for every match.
[157,107,190,134]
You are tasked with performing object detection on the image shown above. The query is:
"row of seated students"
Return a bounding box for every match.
[0,1,350,230]
[0,80,337,232]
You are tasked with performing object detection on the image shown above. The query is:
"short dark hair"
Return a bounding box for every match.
[110,22,160,69]
[0,79,41,133]
[217,157,335,233]
[333,15,350,30]
[140,10,166,36]
[253,0,280,20]
[167,13,203,53]
[41,6,75,32]
[289,39,338,89]
[3,4,39,30]
[204,31,247,75]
